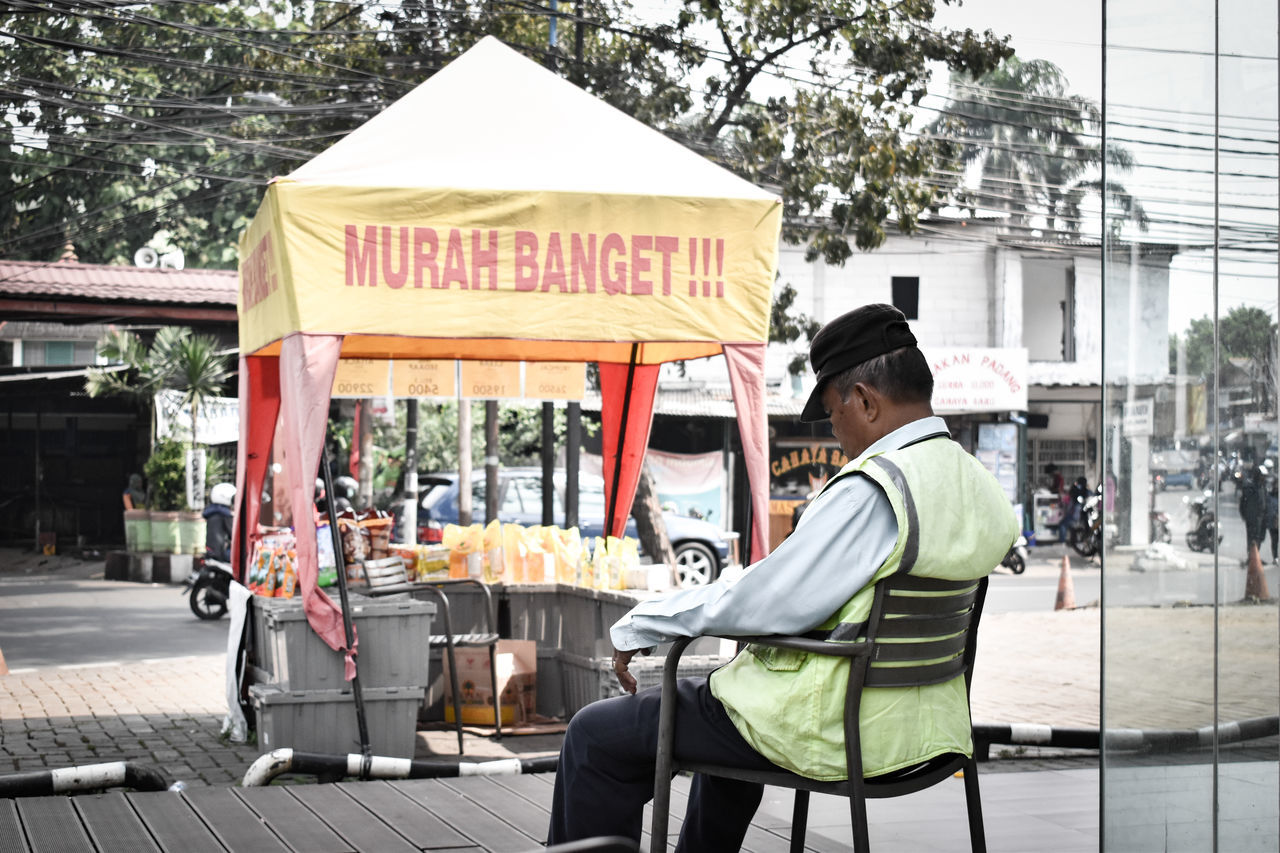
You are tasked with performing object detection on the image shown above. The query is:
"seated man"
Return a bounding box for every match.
[547,304,1018,851]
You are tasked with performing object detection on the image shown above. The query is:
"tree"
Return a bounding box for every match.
[930,57,1146,236]
[1173,307,1276,378]
[1171,306,1278,414]
[85,325,231,453]
[1,1,1011,268]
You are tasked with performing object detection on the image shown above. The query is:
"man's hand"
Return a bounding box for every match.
[611,647,640,694]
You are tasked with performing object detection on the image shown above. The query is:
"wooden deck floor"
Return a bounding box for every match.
[0,774,845,853]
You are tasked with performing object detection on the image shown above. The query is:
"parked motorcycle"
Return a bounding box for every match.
[1000,534,1028,574]
[1184,489,1222,553]
[185,555,234,620]
[1068,491,1108,558]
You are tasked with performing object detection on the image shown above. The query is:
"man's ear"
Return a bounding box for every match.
[852,382,879,421]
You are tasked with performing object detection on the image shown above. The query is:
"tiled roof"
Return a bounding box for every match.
[0,259,236,306]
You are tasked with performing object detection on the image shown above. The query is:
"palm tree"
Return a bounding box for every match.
[930,57,1146,236]
[86,325,231,453]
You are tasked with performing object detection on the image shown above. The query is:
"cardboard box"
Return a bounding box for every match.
[442,639,536,726]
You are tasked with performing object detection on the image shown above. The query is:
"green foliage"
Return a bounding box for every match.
[1172,307,1278,377]
[143,439,189,511]
[1,1,1010,269]
[86,325,231,446]
[770,281,822,373]
[344,400,600,505]
[930,57,1146,236]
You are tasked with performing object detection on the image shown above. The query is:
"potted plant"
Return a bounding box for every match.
[87,326,232,555]
[144,439,187,554]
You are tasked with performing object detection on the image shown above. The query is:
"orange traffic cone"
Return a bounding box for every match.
[1244,541,1271,601]
[1054,555,1076,611]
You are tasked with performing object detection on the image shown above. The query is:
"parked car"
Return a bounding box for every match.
[407,468,735,586]
[1157,470,1196,490]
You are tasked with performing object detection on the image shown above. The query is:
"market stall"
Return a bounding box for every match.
[233,37,781,676]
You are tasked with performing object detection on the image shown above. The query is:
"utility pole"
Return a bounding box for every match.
[403,399,418,544]
[485,400,499,522]
[458,400,472,526]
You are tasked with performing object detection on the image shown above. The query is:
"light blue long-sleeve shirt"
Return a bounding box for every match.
[610,416,952,651]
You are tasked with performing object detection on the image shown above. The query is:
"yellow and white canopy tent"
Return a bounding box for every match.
[233,37,781,667]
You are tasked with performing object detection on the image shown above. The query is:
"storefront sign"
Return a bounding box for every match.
[460,360,521,399]
[392,359,456,398]
[332,358,391,398]
[524,362,586,401]
[769,443,850,496]
[1123,398,1154,437]
[155,389,239,445]
[924,347,1028,414]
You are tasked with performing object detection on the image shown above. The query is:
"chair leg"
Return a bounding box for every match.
[444,635,464,754]
[962,758,987,853]
[790,790,809,853]
[488,642,503,739]
[849,787,870,853]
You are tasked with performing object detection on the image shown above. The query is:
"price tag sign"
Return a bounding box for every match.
[392,360,456,398]
[460,360,521,399]
[525,361,586,401]
[331,359,391,398]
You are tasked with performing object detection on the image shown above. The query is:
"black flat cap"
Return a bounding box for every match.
[800,303,917,422]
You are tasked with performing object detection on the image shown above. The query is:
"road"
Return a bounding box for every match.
[0,573,228,671]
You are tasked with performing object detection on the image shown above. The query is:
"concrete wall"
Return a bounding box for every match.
[775,235,996,347]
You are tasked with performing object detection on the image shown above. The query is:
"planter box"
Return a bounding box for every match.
[250,684,424,759]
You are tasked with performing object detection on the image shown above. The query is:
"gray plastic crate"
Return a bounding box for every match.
[558,651,730,716]
[255,595,434,690]
[249,684,424,759]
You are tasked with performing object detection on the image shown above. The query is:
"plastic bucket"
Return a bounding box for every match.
[150,511,181,555]
[179,511,206,556]
[123,509,151,552]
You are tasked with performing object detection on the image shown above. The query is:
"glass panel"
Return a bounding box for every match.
[1104,0,1279,849]
[1215,1,1279,847]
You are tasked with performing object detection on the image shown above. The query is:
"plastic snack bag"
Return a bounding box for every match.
[502,523,526,583]
[443,523,483,579]
[482,519,505,583]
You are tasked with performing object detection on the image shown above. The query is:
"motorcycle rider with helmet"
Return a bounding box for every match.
[203,483,236,561]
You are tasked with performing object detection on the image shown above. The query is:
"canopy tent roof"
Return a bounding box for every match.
[238,36,781,362]
[233,37,780,685]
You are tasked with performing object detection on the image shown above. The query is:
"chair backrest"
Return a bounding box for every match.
[361,555,410,589]
[859,573,987,691]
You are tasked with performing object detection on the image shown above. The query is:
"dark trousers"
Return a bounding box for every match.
[547,677,779,851]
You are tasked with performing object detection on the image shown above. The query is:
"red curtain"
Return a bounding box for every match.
[599,355,660,539]
[724,343,770,563]
[276,333,356,678]
[232,354,280,582]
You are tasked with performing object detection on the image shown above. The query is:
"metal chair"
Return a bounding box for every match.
[360,560,503,753]
[651,574,990,853]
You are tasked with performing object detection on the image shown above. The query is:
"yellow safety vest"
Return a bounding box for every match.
[709,435,1018,780]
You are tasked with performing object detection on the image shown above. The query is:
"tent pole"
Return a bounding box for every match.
[566,401,581,528]
[541,401,555,525]
[321,440,371,760]
[606,344,640,537]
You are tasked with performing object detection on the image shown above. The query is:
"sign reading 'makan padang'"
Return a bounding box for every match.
[923,347,1028,414]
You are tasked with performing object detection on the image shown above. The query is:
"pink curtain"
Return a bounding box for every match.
[233,355,281,583]
[599,357,660,539]
[724,343,770,563]
[277,333,357,679]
